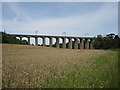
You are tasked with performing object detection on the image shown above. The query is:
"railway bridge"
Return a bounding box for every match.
[9,34,94,49]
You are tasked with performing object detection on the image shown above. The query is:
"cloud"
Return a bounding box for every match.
[2,0,119,2]
[7,2,33,22]
[2,2,118,37]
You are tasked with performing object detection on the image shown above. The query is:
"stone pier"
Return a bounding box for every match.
[42,37,45,46]
[75,38,78,49]
[27,37,30,44]
[85,39,90,49]
[90,39,94,49]
[80,39,84,49]
[35,36,38,46]
[68,38,72,49]
[63,37,66,48]
[56,38,59,48]
[20,36,22,42]
[49,37,52,47]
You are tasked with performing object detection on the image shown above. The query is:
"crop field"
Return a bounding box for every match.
[2,44,118,88]
[0,44,2,89]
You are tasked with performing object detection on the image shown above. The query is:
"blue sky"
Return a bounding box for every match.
[2,2,118,38]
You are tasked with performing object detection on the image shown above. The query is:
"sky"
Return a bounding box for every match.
[2,1,118,36]
[1,1,119,44]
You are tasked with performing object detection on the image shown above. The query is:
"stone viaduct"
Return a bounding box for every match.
[9,34,94,49]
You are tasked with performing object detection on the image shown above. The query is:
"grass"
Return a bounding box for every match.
[2,44,118,88]
[44,51,118,88]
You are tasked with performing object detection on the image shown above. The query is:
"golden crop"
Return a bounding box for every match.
[2,44,118,88]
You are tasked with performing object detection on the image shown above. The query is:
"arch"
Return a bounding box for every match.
[38,37,43,46]
[16,36,22,42]
[30,37,35,45]
[45,37,50,47]
[72,38,75,49]
[22,37,28,41]
[52,37,56,47]
[66,38,69,49]
[21,37,29,44]
[16,37,20,41]
[78,38,81,49]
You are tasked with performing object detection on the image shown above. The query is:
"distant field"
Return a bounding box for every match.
[2,44,118,88]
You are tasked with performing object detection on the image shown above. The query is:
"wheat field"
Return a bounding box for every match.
[0,44,2,89]
[2,44,118,88]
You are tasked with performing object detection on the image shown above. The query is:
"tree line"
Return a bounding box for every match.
[0,32,29,45]
[93,33,120,49]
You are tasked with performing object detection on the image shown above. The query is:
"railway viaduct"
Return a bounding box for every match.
[9,34,94,49]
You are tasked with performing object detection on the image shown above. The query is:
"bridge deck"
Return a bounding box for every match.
[9,34,94,39]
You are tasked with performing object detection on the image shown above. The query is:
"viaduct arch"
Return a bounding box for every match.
[10,34,94,49]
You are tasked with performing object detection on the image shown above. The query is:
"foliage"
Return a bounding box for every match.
[93,33,120,49]
[0,32,29,45]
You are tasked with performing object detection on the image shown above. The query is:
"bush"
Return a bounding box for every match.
[93,34,120,49]
[1,32,29,45]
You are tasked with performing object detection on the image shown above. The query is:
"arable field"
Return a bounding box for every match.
[0,44,2,89]
[2,44,118,88]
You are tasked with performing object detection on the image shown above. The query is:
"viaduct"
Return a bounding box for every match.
[9,34,94,49]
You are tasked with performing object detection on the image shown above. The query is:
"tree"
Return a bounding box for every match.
[1,32,29,45]
[93,34,120,49]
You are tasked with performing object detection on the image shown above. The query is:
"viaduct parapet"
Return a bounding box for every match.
[9,34,94,49]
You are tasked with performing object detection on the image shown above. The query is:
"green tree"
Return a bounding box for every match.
[93,33,120,49]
